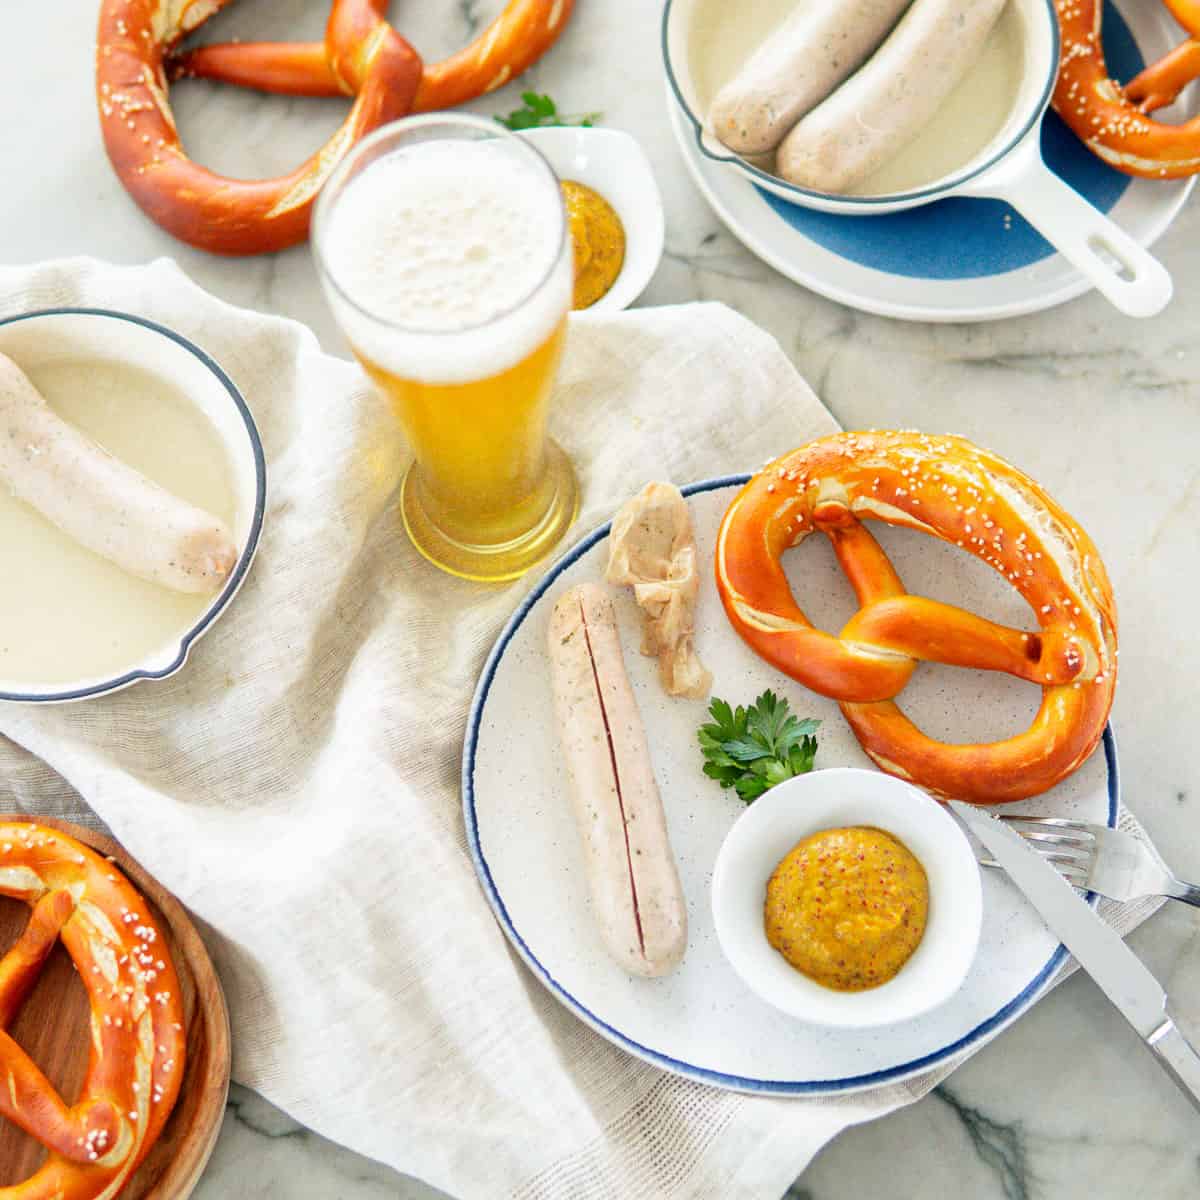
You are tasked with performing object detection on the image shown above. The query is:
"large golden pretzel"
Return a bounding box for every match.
[96,0,574,256]
[1054,0,1200,178]
[0,822,185,1200]
[715,432,1117,805]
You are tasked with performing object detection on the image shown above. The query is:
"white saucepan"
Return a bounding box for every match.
[663,0,1173,318]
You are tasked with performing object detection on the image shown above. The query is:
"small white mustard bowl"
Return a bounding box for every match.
[516,126,665,312]
[711,767,983,1028]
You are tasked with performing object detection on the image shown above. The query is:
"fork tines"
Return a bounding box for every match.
[984,815,1097,885]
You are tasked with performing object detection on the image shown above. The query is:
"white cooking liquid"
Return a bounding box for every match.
[320,138,571,385]
[851,2,1025,195]
[0,361,235,688]
[689,0,1026,196]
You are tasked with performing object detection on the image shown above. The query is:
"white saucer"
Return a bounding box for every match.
[666,0,1196,322]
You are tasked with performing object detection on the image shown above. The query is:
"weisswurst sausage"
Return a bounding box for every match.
[709,0,915,156]
[776,0,1007,193]
[547,584,688,977]
[0,351,237,594]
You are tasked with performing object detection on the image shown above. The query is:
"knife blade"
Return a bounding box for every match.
[950,800,1200,1112]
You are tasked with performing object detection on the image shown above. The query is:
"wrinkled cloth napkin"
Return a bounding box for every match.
[0,258,1166,1200]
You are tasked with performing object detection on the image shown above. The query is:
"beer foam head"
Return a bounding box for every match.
[318,137,571,385]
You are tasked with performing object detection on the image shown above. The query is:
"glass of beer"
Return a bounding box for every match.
[313,114,578,581]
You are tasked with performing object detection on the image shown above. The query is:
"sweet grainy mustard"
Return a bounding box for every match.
[561,180,625,309]
[764,826,929,991]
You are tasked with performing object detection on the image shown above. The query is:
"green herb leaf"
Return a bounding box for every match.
[495,92,602,131]
[718,737,774,764]
[697,690,821,805]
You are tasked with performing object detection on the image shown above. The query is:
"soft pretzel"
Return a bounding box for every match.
[715,432,1117,805]
[96,0,574,255]
[1053,0,1200,178]
[167,0,577,114]
[96,0,423,256]
[0,822,185,1199]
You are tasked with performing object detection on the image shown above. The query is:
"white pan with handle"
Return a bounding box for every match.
[663,0,1174,318]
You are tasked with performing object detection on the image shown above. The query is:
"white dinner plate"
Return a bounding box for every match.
[665,0,1196,323]
[464,476,1117,1094]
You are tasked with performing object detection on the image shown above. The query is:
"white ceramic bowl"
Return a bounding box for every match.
[516,127,665,312]
[711,768,983,1028]
[0,309,265,703]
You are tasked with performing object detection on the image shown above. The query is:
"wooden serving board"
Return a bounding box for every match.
[0,817,231,1198]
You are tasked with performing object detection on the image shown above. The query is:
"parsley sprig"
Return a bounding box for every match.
[495,92,600,131]
[698,691,820,804]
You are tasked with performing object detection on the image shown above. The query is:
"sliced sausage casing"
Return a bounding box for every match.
[0,352,238,595]
[776,0,1008,193]
[708,0,915,156]
[547,584,688,977]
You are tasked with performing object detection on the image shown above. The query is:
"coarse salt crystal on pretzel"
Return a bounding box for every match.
[715,431,1117,805]
[0,822,185,1199]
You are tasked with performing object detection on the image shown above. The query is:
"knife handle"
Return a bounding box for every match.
[1148,1016,1200,1112]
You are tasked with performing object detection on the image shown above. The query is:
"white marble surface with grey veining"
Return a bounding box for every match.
[3,1,1200,1197]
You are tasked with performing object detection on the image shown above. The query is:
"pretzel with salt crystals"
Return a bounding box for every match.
[715,432,1117,805]
[0,822,185,1200]
[96,0,574,255]
[1054,0,1200,178]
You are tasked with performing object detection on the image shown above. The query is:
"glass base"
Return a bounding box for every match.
[400,441,579,582]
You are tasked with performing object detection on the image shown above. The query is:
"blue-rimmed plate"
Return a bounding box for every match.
[0,309,265,703]
[666,0,1195,322]
[464,477,1117,1094]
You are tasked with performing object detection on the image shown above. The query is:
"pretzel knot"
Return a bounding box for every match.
[715,432,1118,805]
[1053,0,1200,179]
[0,823,185,1200]
[96,0,575,256]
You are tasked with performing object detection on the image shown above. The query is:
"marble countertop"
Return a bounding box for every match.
[3,1,1200,1197]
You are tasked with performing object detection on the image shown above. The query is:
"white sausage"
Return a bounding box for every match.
[547,584,688,977]
[0,352,237,594]
[708,0,915,156]
[776,0,1007,193]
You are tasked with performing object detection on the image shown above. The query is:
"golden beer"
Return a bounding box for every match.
[314,115,578,581]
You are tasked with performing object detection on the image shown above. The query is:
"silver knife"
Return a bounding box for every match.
[950,800,1200,1112]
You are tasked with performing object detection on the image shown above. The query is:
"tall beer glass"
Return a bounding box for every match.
[313,114,578,581]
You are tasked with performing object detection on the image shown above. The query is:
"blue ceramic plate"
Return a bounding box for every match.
[463,478,1118,1094]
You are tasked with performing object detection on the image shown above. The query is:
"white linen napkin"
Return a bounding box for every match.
[0,258,1165,1200]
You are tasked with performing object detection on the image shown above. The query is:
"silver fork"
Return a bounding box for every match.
[976,815,1200,907]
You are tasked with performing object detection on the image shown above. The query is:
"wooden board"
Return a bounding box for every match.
[0,816,231,1198]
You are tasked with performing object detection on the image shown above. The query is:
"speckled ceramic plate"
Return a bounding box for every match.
[665,0,1196,323]
[463,477,1117,1095]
